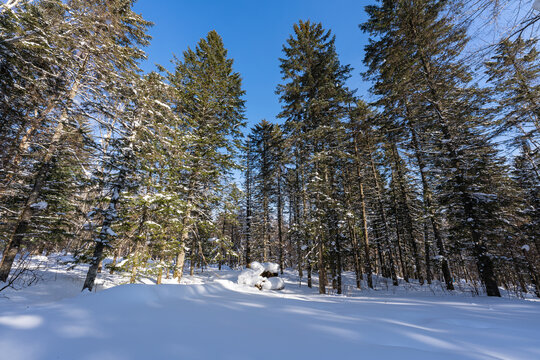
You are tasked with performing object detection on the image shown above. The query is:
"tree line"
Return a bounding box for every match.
[244,1,539,297]
[0,0,538,297]
[0,0,244,292]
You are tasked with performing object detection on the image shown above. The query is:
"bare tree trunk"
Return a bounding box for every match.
[524,249,540,298]
[335,229,343,295]
[263,192,269,262]
[130,246,140,284]
[392,206,409,282]
[175,249,186,282]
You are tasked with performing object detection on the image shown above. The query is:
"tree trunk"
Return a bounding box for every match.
[109,250,119,275]
[389,143,423,284]
[307,263,312,288]
[368,146,398,286]
[0,78,83,282]
[353,136,373,288]
[83,241,105,291]
[82,174,126,292]
[317,234,326,294]
[277,167,284,274]
[245,152,252,267]
[295,159,303,278]
[0,138,60,282]
[424,220,433,284]
[175,249,186,283]
[408,120,453,289]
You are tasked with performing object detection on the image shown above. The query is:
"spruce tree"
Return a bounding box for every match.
[362,0,510,296]
[0,0,152,284]
[277,20,354,294]
[166,30,245,281]
[511,142,540,296]
[485,37,540,179]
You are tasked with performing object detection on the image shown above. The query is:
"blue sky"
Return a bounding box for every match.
[133,0,374,131]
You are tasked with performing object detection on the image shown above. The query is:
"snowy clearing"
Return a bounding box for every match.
[1,257,539,360]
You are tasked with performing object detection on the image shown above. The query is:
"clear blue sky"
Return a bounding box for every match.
[133,0,374,130]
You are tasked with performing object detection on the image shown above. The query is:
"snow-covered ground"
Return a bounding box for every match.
[1,256,539,360]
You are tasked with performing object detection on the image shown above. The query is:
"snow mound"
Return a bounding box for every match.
[237,268,263,287]
[262,262,279,273]
[237,262,285,290]
[249,261,265,273]
[261,276,285,290]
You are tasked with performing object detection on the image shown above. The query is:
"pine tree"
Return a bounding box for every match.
[249,120,285,264]
[166,30,245,281]
[277,20,354,294]
[109,71,188,285]
[485,37,540,179]
[383,138,424,284]
[0,0,152,284]
[362,0,511,296]
[511,142,540,296]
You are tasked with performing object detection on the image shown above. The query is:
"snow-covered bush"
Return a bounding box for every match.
[237,262,285,290]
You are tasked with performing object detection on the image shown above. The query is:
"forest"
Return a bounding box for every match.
[1,0,539,300]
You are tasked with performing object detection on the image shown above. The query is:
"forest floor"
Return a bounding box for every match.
[1,255,539,360]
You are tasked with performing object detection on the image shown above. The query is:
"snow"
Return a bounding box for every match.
[29,201,48,210]
[143,220,161,228]
[1,256,539,360]
[104,226,117,237]
[153,99,171,110]
[237,262,284,290]
[237,268,263,286]
[249,261,265,273]
[261,276,285,290]
[262,262,279,273]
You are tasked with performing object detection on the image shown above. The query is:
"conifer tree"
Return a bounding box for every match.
[277,20,354,294]
[362,0,510,296]
[243,136,255,266]
[511,143,540,296]
[166,30,245,281]
[485,37,540,179]
[1,0,152,284]
[249,120,285,264]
